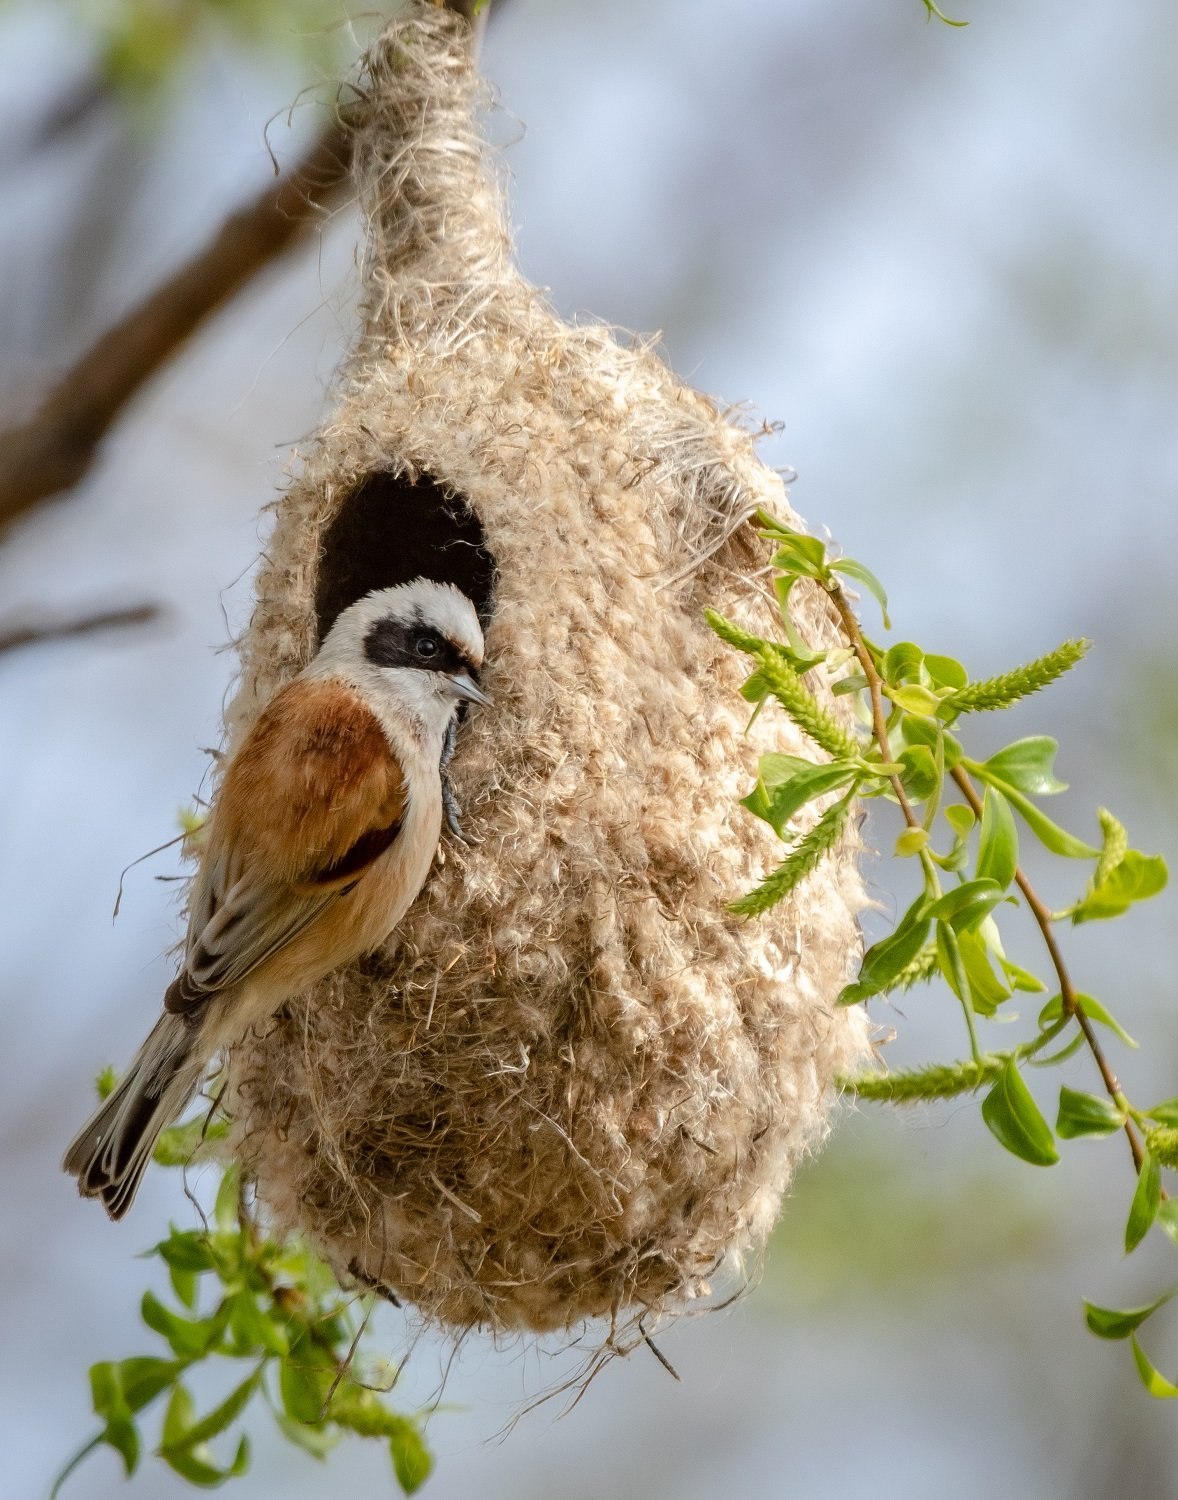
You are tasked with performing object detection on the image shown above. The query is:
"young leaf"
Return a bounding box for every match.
[1146,1098,1178,1127]
[979,738,1068,796]
[743,759,858,836]
[388,1418,434,1495]
[141,1292,229,1359]
[1038,993,1138,1048]
[977,786,1018,890]
[1071,850,1168,924]
[832,557,890,627]
[923,654,968,691]
[1131,1336,1178,1399]
[981,1060,1059,1166]
[279,1359,332,1427]
[926,878,1006,933]
[884,642,925,685]
[159,1370,261,1454]
[1056,1086,1125,1139]
[1083,1290,1174,1340]
[956,930,1012,1016]
[115,1357,186,1414]
[895,827,929,857]
[887,683,941,717]
[837,897,930,1004]
[1125,1150,1162,1253]
[975,775,1098,860]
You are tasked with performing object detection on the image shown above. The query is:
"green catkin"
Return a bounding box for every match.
[946,639,1090,714]
[1094,807,1129,887]
[706,609,861,759]
[894,942,940,992]
[840,1056,1004,1102]
[730,797,853,917]
[1145,1128,1178,1171]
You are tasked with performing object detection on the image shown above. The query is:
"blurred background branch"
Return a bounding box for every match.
[0,0,493,536]
[0,603,160,656]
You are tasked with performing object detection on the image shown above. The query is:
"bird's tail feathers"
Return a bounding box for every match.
[63,1013,202,1220]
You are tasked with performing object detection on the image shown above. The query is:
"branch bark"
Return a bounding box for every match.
[0,121,352,533]
[0,0,493,535]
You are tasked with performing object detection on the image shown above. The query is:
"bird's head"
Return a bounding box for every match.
[316,579,488,745]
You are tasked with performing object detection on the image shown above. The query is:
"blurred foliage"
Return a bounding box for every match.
[709,515,1175,1396]
[54,1083,433,1497]
[35,0,381,95]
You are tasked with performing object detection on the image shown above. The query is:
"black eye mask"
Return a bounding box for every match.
[363,615,479,681]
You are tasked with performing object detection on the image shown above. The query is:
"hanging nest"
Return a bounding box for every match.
[222,2,868,1339]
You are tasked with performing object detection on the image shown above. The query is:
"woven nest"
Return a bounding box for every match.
[222,2,868,1338]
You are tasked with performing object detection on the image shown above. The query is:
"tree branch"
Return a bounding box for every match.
[0,0,495,535]
[0,603,160,655]
[0,121,352,533]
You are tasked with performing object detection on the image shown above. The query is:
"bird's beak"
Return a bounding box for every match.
[447,673,491,708]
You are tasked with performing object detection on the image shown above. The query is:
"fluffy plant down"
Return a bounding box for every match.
[222,1,869,1338]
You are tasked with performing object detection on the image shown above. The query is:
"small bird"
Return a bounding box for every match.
[64,578,488,1220]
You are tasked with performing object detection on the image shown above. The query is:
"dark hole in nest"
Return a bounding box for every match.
[314,470,496,642]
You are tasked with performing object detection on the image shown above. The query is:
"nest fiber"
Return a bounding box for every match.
[224,2,867,1336]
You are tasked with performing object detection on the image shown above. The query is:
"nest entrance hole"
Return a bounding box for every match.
[314,471,496,641]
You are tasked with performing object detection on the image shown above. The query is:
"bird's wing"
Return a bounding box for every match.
[165,676,408,1015]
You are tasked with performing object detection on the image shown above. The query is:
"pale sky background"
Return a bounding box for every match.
[3,0,1178,1496]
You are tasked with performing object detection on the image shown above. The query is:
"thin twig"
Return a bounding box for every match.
[950,764,1145,1173]
[828,575,1145,1177]
[0,602,159,655]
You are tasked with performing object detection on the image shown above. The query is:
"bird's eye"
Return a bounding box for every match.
[414,633,440,660]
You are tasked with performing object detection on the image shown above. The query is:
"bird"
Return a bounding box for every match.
[63,577,489,1221]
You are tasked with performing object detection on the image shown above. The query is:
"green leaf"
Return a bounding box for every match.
[895,827,929,857]
[837,897,931,1005]
[89,1362,126,1422]
[944,804,976,837]
[141,1291,229,1359]
[227,1289,290,1357]
[974,774,1099,860]
[981,738,1068,795]
[884,642,925,685]
[770,532,830,580]
[981,1060,1059,1166]
[926,878,1006,933]
[1071,850,1168,924]
[276,1413,341,1459]
[832,557,890,627]
[214,1163,241,1232]
[155,1229,218,1274]
[116,1357,186,1414]
[897,745,938,801]
[1083,1290,1174,1340]
[888,683,941,717]
[162,1383,197,1449]
[1038,993,1138,1048]
[1146,1098,1178,1127]
[103,1418,141,1477]
[1056,1086,1125,1139]
[279,1360,331,1426]
[977,787,1018,890]
[389,1419,434,1495]
[1131,1336,1178,1399]
[1126,1151,1162,1253]
[1158,1200,1178,1247]
[161,1371,261,1454]
[161,1435,250,1487]
[923,654,968,691]
[956,930,1012,1016]
[153,1115,229,1168]
[742,757,857,836]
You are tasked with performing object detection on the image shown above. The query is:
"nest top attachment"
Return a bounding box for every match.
[225,2,867,1339]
